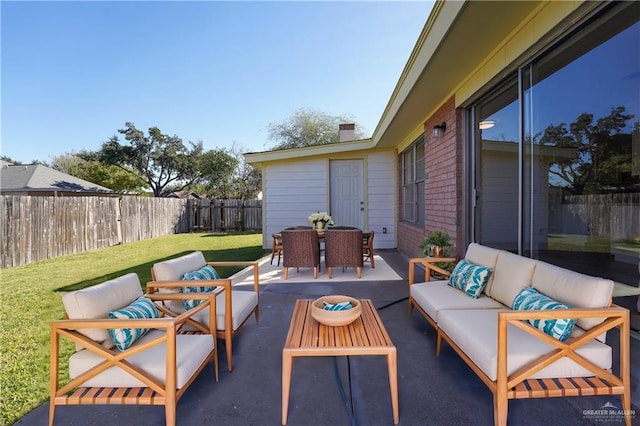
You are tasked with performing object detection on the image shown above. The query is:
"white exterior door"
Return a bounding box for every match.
[330,160,364,229]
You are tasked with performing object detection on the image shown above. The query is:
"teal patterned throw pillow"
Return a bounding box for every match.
[512,287,576,342]
[181,265,219,310]
[447,259,493,299]
[108,296,159,351]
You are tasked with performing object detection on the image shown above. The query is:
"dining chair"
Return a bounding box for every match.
[281,229,321,279]
[324,228,363,278]
[271,233,283,265]
[363,231,375,268]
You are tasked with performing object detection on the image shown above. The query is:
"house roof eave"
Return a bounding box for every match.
[244,138,374,166]
[373,0,548,149]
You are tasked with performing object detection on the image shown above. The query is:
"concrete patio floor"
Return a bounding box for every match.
[19,250,640,425]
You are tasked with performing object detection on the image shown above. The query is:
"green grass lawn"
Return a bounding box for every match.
[0,232,266,426]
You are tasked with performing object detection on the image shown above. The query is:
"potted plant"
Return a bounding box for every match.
[420,230,452,258]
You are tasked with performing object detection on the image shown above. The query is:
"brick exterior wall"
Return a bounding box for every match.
[397,96,465,259]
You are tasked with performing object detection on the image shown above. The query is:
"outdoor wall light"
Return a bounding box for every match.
[432,122,447,137]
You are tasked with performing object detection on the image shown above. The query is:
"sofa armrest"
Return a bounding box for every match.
[408,257,454,285]
[496,305,630,392]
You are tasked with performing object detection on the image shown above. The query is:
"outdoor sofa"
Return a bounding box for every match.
[409,243,631,426]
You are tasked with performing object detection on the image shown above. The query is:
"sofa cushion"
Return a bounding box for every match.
[62,273,143,349]
[108,296,160,351]
[464,243,501,295]
[489,251,537,307]
[531,261,613,331]
[181,265,220,310]
[410,281,505,323]
[512,288,576,342]
[69,330,214,388]
[438,309,611,381]
[448,259,493,299]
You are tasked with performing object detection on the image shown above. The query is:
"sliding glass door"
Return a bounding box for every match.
[472,3,639,285]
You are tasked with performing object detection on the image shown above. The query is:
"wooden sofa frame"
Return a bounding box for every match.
[50,289,222,426]
[148,260,260,372]
[409,261,632,426]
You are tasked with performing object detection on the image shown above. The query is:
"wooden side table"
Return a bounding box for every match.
[408,256,457,285]
[282,299,398,425]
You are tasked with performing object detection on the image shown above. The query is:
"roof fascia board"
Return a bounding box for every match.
[244,138,374,166]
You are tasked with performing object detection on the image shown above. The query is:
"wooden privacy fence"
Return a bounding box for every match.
[187,199,262,232]
[560,193,639,240]
[1,195,262,269]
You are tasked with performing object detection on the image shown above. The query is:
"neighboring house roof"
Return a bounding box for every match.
[0,162,114,194]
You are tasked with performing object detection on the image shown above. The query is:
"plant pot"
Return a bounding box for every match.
[432,246,443,257]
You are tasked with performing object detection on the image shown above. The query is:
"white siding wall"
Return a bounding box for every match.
[367,152,396,249]
[263,160,328,247]
[262,153,397,250]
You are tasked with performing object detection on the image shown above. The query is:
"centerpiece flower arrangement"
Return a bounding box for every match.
[308,212,334,230]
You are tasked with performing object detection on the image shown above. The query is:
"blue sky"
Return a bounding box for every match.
[2,1,433,164]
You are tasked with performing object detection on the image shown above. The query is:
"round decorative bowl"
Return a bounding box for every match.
[311,295,362,327]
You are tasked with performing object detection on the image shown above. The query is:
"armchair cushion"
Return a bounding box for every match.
[512,287,576,342]
[62,273,143,349]
[108,296,160,351]
[191,291,258,331]
[153,251,208,281]
[181,265,220,310]
[69,330,214,388]
[448,259,493,299]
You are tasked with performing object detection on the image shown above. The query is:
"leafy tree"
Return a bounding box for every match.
[189,143,262,199]
[229,143,261,199]
[267,107,366,150]
[51,151,147,192]
[97,122,203,197]
[197,148,238,198]
[539,106,636,194]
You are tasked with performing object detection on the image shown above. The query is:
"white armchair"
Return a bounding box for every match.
[50,273,220,426]
[148,251,260,372]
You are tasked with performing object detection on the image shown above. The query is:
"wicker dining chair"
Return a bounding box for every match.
[324,228,363,278]
[281,229,321,279]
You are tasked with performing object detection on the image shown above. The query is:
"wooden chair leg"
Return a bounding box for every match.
[327,267,332,279]
[225,329,233,372]
[370,251,375,268]
[284,268,288,280]
[356,267,362,278]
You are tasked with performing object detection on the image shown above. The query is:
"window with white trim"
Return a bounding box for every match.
[401,137,425,225]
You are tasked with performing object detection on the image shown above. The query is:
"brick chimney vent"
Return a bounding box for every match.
[339,123,356,142]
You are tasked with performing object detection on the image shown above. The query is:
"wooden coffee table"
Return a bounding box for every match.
[282,299,398,425]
